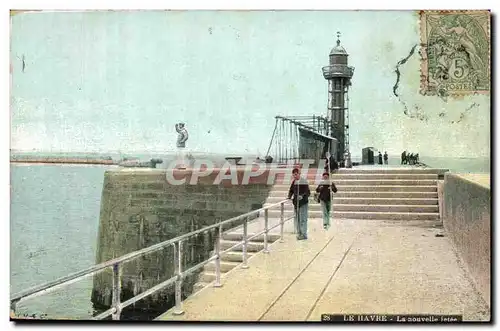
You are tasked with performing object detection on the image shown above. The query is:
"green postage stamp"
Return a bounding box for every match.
[419,10,490,96]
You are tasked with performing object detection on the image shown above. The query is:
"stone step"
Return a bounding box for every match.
[271,185,438,192]
[220,251,255,262]
[265,203,438,213]
[268,209,323,218]
[272,168,446,177]
[220,240,265,252]
[336,185,437,192]
[333,204,439,213]
[266,202,439,216]
[335,197,438,205]
[198,272,217,283]
[329,173,438,180]
[333,179,437,186]
[265,196,439,205]
[273,176,439,184]
[268,209,440,220]
[272,167,447,175]
[268,190,300,198]
[222,232,281,242]
[336,168,447,174]
[204,260,241,273]
[264,202,321,211]
[333,191,439,198]
[272,176,439,185]
[333,211,440,220]
[273,173,332,180]
[193,282,209,293]
[268,190,438,198]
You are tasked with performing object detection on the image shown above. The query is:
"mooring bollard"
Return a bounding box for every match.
[173,241,185,315]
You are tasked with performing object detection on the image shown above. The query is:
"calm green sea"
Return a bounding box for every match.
[9,153,242,320]
[10,164,110,319]
[9,156,489,319]
[419,156,490,174]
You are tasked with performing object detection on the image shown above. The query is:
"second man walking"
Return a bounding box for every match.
[315,172,337,230]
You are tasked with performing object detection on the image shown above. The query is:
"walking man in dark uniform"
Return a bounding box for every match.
[315,172,337,230]
[288,168,310,240]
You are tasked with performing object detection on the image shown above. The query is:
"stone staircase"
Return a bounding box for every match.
[191,167,443,294]
[266,167,441,222]
[191,220,282,294]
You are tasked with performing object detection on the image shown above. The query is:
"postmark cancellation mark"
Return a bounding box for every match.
[420,10,490,96]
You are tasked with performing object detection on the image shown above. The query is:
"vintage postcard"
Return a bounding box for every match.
[9,9,491,323]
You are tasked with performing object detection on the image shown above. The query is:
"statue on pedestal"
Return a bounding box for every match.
[175,123,189,169]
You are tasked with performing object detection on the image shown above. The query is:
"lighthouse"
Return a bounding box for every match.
[322,32,355,167]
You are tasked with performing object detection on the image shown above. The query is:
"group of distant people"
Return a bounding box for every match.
[377,151,389,165]
[401,151,419,165]
[375,151,420,166]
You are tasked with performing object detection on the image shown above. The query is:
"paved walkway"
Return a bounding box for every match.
[223,201,296,235]
[456,173,490,189]
[157,218,489,322]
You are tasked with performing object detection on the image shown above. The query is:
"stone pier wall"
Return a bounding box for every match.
[442,173,491,307]
[91,167,279,318]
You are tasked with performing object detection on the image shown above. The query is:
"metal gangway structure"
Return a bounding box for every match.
[265,115,337,166]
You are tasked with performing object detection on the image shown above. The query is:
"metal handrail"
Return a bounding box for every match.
[10,199,292,320]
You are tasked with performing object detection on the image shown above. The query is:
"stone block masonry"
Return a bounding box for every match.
[91,168,274,319]
[442,173,490,307]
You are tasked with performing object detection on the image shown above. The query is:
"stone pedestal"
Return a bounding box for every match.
[176,147,187,169]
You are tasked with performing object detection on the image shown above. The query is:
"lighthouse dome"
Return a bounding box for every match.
[329,33,349,65]
[329,44,347,56]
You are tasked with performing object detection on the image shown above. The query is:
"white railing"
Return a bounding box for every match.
[10,200,293,320]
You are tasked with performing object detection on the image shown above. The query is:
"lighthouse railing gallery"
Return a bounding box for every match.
[321,64,354,79]
[10,200,293,320]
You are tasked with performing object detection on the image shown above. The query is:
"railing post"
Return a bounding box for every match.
[111,263,122,320]
[263,209,269,253]
[280,202,285,242]
[242,217,249,269]
[214,225,223,287]
[173,241,185,315]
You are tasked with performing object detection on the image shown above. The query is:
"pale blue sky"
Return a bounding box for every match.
[10,11,490,157]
